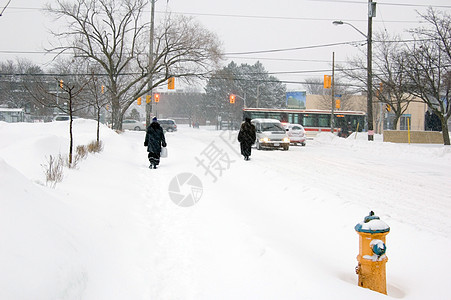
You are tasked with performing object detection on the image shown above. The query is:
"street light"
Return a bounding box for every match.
[333,0,375,141]
[332,21,367,38]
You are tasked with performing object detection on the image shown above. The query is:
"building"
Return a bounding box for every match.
[0,108,25,123]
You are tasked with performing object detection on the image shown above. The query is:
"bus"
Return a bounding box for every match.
[243,108,366,136]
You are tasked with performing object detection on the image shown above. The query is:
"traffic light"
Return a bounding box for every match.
[101,85,105,94]
[323,75,331,89]
[377,82,383,97]
[154,93,160,103]
[386,104,391,112]
[229,94,236,104]
[146,95,151,103]
[59,80,64,89]
[137,97,142,105]
[168,77,175,90]
[335,99,341,109]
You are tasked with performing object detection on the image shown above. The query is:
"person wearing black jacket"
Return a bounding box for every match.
[237,118,256,161]
[144,117,167,169]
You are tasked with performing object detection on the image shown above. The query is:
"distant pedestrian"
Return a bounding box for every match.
[238,117,256,161]
[144,117,167,169]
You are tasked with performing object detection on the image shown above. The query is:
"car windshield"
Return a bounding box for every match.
[291,126,303,130]
[262,123,284,132]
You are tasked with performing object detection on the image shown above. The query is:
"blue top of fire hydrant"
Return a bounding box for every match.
[355,211,390,233]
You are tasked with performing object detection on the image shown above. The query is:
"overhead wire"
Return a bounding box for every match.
[0,0,12,16]
[2,1,449,85]
[165,11,419,24]
[305,0,451,9]
[226,56,346,63]
[223,37,435,56]
[4,2,449,22]
[224,41,366,55]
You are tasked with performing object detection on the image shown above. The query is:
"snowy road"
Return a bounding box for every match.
[144,126,451,237]
[119,125,451,299]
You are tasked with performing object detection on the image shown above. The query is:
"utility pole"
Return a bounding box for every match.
[367,0,375,141]
[146,0,156,128]
[333,2,375,140]
[331,52,335,134]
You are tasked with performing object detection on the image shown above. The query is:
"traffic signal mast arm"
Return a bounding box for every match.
[229,93,246,105]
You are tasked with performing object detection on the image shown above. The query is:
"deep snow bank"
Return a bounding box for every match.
[0,158,89,299]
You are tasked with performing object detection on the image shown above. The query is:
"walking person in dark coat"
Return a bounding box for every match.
[144,117,167,169]
[238,117,256,161]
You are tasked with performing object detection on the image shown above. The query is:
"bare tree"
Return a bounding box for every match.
[0,59,44,114]
[85,71,110,142]
[27,58,92,166]
[303,78,325,95]
[46,0,222,130]
[304,77,357,111]
[204,61,286,127]
[373,32,416,130]
[403,8,451,145]
[340,32,416,130]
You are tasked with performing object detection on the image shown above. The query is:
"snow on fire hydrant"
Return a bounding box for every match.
[355,211,390,294]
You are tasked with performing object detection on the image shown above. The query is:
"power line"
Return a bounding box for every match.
[0,0,12,16]
[225,41,366,55]
[380,1,451,9]
[0,38,433,64]
[0,35,436,59]
[224,37,438,56]
[5,5,448,22]
[305,0,451,9]
[226,56,345,63]
[0,50,49,54]
[0,67,426,89]
[0,66,365,78]
[167,11,421,24]
[0,41,365,57]
[259,69,339,75]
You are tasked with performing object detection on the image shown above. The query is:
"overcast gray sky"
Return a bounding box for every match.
[1,0,450,91]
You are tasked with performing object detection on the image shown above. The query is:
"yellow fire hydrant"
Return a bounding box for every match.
[355,211,390,294]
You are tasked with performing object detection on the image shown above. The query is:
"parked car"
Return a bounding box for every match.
[251,118,290,151]
[158,119,177,132]
[122,119,145,131]
[283,123,306,146]
[53,115,78,121]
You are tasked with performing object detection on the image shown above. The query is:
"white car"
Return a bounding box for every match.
[251,118,290,151]
[283,123,306,146]
[122,119,145,131]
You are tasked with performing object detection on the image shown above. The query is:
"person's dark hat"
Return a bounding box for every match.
[152,117,157,122]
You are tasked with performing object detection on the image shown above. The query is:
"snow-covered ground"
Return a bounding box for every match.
[1,119,450,300]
